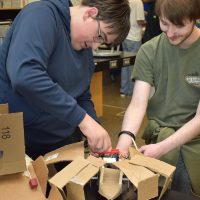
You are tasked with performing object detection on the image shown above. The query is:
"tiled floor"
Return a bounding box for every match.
[99,70,147,148]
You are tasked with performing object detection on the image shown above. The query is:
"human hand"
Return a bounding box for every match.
[79,114,112,153]
[116,133,133,159]
[139,143,164,159]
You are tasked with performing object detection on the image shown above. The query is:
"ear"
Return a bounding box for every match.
[83,7,98,21]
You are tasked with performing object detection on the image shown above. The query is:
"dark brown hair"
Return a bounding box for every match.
[81,0,130,46]
[155,0,200,26]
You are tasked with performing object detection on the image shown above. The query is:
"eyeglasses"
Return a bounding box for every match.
[93,20,105,44]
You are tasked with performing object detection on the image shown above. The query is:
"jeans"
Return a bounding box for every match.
[120,39,141,95]
[171,153,193,195]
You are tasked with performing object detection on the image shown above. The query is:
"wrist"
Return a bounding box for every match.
[118,130,136,141]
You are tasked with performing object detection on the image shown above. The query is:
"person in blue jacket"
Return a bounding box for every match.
[0,0,130,159]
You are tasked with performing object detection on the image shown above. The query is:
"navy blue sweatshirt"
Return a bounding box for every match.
[0,0,97,157]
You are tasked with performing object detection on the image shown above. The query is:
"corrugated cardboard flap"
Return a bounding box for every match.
[48,185,63,200]
[71,155,105,186]
[49,156,104,200]
[44,142,84,165]
[65,156,104,200]
[114,160,158,200]
[129,149,176,200]
[49,158,90,189]
[98,167,123,200]
[130,155,176,177]
[86,155,106,168]
[31,156,49,195]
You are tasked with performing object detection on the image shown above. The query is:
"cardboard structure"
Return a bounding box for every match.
[0,105,176,200]
[0,103,26,175]
[44,142,176,200]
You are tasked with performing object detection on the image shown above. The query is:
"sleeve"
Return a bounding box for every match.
[131,42,154,86]
[77,86,99,122]
[6,5,86,126]
[135,0,145,21]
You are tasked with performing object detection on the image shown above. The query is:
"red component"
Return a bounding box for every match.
[96,148,120,155]
[29,178,38,189]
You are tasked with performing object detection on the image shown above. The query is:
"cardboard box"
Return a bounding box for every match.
[0,103,26,175]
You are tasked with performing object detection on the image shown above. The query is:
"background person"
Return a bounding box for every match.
[142,0,162,43]
[120,0,145,97]
[117,0,200,195]
[0,0,130,160]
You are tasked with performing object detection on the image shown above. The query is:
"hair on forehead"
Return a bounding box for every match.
[80,0,130,46]
[155,0,200,26]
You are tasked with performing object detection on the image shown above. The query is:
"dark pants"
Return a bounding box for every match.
[171,153,193,195]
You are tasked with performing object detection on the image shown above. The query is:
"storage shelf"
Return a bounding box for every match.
[0,8,21,21]
[0,8,21,10]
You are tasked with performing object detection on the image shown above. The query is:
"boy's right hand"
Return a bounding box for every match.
[79,114,112,153]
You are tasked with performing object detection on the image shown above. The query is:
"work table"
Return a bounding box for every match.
[94,51,136,72]
[91,51,136,117]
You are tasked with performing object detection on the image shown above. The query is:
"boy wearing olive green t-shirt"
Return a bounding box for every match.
[117,0,200,196]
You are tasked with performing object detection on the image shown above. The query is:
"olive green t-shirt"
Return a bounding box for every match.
[132,33,200,129]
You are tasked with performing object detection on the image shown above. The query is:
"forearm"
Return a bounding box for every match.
[160,114,200,154]
[122,101,146,135]
[118,83,150,151]
[118,103,146,151]
[121,81,150,135]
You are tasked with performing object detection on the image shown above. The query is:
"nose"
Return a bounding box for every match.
[92,42,102,50]
[166,26,176,38]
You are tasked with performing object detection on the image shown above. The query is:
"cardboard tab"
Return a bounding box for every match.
[31,156,49,195]
[44,142,84,165]
[0,110,26,175]
[49,158,90,189]
[129,151,176,200]
[0,103,8,114]
[86,155,105,168]
[66,164,100,200]
[48,185,63,200]
[71,164,99,185]
[66,182,85,200]
[114,160,159,200]
[130,155,175,178]
[99,167,123,200]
